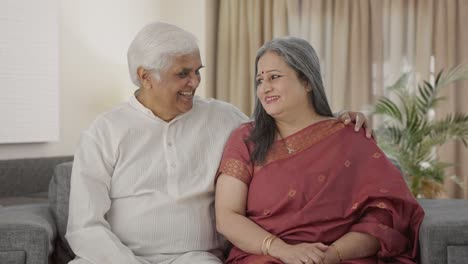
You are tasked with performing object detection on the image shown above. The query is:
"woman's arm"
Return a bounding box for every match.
[216,174,328,264]
[324,232,380,264]
[215,174,274,254]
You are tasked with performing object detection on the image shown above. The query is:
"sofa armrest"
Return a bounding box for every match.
[48,161,75,263]
[419,199,468,264]
[0,204,56,264]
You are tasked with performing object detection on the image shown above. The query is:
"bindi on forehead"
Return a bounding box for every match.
[256,69,281,77]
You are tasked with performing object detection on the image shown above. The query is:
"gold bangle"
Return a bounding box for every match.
[261,235,272,255]
[330,243,343,262]
[265,235,277,255]
[261,235,270,255]
[261,234,277,255]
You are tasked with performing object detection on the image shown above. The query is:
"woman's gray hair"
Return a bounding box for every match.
[127,22,199,87]
[248,36,333,164]
[254,36,332,116]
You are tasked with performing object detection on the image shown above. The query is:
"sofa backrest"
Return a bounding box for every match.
[48,161,75,262]
[0,156,73,197]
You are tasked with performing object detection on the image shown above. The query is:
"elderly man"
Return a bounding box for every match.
[66,22,371,264]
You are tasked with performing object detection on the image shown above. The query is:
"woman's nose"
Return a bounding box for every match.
[262,82,272,93]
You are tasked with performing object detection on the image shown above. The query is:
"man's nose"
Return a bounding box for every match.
[188,74,200,87]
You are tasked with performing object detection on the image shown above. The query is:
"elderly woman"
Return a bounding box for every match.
[66,21,372,264]
[215,37,424,264]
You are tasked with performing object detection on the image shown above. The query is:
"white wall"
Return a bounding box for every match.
[0,0,209,159]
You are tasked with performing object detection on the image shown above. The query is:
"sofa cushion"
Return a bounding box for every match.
[48,161,75,263]
[418,199,468,264]
[0,251,25,264]
[0,203,56,264]
[448,245,468,264]
[0,192,48,207]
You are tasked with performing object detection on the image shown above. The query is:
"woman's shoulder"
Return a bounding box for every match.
[226,121,255,143]
[233,121,255,135]
[334,121,382,156]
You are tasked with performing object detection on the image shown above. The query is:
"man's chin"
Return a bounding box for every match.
[178,103,194,114]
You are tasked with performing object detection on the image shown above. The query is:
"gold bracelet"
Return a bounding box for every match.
[265,235,277,255]
[261,234,277,255]
[261,235,270,255]
[330,243,343,262]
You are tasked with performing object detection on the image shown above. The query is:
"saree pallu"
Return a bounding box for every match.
[217,120,424,264]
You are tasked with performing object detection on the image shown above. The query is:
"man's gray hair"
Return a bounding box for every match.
[127,22,199,87]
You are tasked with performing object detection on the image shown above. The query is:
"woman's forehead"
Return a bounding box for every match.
[257,53,288,73]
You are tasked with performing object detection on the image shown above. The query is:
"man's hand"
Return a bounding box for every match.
[337,111,373,139]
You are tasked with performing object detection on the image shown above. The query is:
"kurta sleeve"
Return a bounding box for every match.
[217,124,254,185]
[65,132,149,264]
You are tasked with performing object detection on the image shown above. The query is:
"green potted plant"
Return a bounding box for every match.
[372,65,468,198]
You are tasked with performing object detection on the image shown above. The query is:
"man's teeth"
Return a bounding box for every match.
[179,91,193,96]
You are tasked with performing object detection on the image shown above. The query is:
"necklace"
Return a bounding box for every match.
[277,130,300,154]
[285,144,297,154]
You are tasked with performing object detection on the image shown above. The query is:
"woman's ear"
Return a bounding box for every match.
[299,74,311,92]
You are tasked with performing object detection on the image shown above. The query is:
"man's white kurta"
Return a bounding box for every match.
[66,95,248,264]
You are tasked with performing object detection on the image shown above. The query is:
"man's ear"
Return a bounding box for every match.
[137,67,152,89]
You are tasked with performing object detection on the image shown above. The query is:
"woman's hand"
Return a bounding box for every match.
[323,246,341,264]
[269,239,329,264]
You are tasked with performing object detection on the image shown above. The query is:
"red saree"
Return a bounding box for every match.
[217,119,424,264]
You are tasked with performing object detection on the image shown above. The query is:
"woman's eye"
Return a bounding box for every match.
[271,75,280,80]
[256,79,263,85]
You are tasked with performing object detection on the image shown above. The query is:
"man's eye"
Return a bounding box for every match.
[195,70,200,76]
[178,72,188,78]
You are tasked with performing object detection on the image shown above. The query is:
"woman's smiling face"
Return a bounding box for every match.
[255,51,311,118]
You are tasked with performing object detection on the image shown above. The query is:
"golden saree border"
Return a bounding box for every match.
[260,119,345,167]
[219,158,251,184]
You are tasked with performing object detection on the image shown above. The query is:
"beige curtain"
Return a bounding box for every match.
[213,0,288,115]
[380,0,468,199]
[204,0,219,99]
[432,0,468,199]
[287,0,375,112]
[286,0,439,111]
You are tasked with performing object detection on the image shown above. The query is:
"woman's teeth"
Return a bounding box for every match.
[266,96,279,102]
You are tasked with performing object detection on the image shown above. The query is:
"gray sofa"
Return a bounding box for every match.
[1,157,468,264]
[0,156,73,264]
